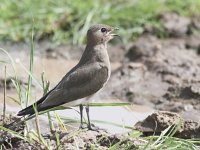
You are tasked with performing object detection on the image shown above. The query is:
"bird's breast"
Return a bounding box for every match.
[98,62,111,86]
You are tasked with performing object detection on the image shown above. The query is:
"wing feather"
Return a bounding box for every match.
[40,63,108,109]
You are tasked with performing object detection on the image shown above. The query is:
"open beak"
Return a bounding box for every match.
[110,27,119,37]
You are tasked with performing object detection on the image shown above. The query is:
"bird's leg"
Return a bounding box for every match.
[79,104,84,129]
[85,104,91,129]
[85,104,99,131]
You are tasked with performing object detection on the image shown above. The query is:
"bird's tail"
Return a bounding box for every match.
[7,105,70,131]
[17,88,54,116]
[17,104,38,116]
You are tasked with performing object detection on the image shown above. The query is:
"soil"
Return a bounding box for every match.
[1,12,200,148]
[135,111,200,139]
[0,115,142,149]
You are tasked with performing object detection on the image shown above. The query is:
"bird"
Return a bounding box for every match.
[17,24,119,129]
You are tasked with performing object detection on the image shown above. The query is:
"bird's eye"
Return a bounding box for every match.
[101,28,107,33]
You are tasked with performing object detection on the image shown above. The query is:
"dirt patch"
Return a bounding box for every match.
[159,12,191,37]
[95,33,200,122]
[58,129,122,149]
[135,111,200,139]
[42,129,144,149]
[0,115,140,149]
[0,115,36,149]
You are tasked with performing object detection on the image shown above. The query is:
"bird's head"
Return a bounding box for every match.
[87,24,118,45]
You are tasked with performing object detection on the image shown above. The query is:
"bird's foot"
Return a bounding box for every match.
[79,123,88,129]
[87,123,100,131]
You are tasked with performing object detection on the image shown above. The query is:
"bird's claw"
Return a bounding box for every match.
[87,123,100,131]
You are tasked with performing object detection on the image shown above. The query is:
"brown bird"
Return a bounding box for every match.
[17,24,118,129]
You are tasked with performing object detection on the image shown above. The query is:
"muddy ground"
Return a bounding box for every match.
[1,12,200,148]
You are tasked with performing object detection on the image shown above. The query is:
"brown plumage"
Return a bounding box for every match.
[17,24,118,129]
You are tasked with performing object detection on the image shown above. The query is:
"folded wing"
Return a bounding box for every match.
[18,63,108,116]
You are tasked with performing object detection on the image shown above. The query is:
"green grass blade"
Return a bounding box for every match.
[25,24,34,107]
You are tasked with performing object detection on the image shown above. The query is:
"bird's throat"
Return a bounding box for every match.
[80,43,109,64]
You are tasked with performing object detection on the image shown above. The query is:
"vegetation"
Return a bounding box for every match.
[1,0,200,45]
[1,0,200,149]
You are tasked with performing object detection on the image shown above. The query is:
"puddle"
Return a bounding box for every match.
[16,104,154,134]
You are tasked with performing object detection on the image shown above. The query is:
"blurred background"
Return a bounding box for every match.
[1,0,200,132]
[1,0,200,45]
